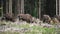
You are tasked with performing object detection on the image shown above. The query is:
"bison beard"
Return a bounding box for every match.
[17,14,33,23]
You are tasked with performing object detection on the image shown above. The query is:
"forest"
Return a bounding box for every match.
[0,0,60,34]
[0,0,56,17]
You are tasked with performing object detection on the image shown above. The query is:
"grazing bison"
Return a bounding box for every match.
[43,15,51,24]
[1,13,15,22]
[17,14,33,23]
[52,17,60,24]
[54,15,60,22]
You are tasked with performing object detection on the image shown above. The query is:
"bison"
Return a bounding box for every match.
[52,17,60,24]
[1,13,15,22]
[42,15,52,24]
[54,15,60,22]
[17,14,33,23]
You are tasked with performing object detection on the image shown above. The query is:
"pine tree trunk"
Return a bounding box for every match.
[6,0,9,13]
[1,0,3,17]
[9,0,12,15]
[21,0,24,14]
[59,0,60,15]
[17,0,21,14]
[15,0,17,16]
[39,0,41,19]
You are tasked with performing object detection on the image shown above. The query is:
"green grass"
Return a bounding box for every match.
[0,31,20,34]
[24,25,56,34]
[0,21,60,34]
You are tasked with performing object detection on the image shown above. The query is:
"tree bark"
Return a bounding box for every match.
[56,0,59,15]
[39,0,41,19]
[59,0,60,15]
[17,0,21,14]
[21,0,24,14]
[9,0,12,15]
[6,0,9,13]
[1,0,3,17]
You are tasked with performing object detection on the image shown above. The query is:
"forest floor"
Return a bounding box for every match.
[0,20,60,34]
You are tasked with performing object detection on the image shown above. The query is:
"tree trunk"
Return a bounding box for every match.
[17,0,21,14]
[39,0,41,19]
[59,0,60,15]
[21,0,24,14]
[6,0,9,13]
[9,0,12,15]
[14,0,17,16]
[1,0,3,17]
[56,0,59,15]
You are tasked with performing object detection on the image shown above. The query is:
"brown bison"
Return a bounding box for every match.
[1,13,15,22]
[54,15,60,22]
[17,14,33,23]
[43,15,52,24]
[52,17,60,24]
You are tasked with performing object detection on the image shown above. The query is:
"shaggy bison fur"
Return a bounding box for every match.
[54,15,60,22]
[52,17,60,23]
[1,13,15,22]
[17,14,33,23]
[43,15,51,24]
